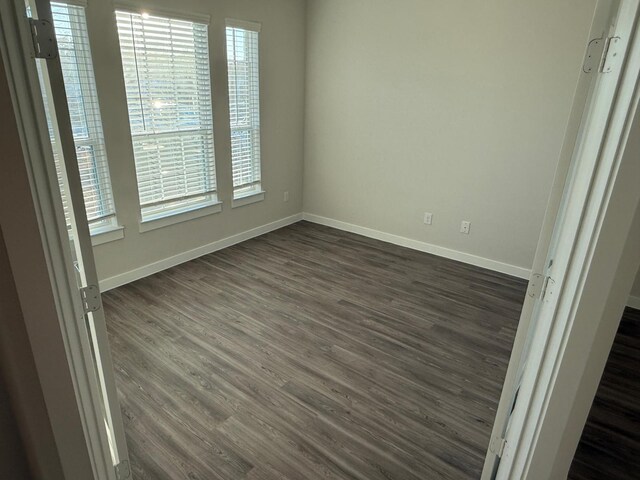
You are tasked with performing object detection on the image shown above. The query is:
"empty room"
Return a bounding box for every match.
[1,0,640,480]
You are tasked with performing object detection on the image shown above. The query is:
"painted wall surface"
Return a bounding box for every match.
[303,0,597,272]
[0,367,31,480]
[0,232,33,480]
[0,228,62,480]
[84,0,306,282]
[630,270,640,299]
[623,131,640,304]
[0,55,66,480]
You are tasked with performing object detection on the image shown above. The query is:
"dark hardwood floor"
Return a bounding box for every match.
[569,306,640,480]
[103,221,527,480]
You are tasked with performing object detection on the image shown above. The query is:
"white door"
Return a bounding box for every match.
[483,0,638,478]
[27,0,131,478]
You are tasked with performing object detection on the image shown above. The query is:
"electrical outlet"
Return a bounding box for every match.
[460,221,471,234]
[423,212,433,225]
[284,191,289,202]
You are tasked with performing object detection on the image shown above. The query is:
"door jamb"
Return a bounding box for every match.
[491,2,640,478]
[2,0,639,478]
[482,1,627,476]
[0,0,119,478]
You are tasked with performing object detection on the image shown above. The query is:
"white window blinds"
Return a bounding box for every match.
[43,2,117,231]
[226,21,262,198]
[116,10,217,219]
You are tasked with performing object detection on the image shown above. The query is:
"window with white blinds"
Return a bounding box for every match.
[116,10,217,220]
[42,2,117,232]
[226,21,262,199]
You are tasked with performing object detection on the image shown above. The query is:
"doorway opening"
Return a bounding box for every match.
[0,0,638,479]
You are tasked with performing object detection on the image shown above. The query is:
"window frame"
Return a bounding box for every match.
[42,1,121,239]
[115,5,220,226]
[225,18,264,206]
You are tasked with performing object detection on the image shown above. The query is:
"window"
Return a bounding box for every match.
[40,2,117,233]
[226,20,262,200]
[116,10,218,221]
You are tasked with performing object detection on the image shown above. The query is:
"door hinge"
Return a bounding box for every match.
[490,436,507,458]
[527,274,555,302]
[601,36,621,73]
[28,18,58,59]
[115,459,130,480]
[79,285,102,314]
[583,37,605,73]
[543,277,556,303]
[583,36,622,74]
[527,273,546,299]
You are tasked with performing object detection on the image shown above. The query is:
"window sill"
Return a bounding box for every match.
[90,225,125,247]
[231,190,265,208]
[139,201,223,233]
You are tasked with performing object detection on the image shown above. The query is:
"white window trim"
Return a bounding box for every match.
[42,1,120,229]
[117,9,217,224]
[231,190,265,208]
[61,0,87,7]
[90,224,124,246]
[226,18,261,32]
[114,0,210,24]
[139,200,222,233]
[226,21,263,200]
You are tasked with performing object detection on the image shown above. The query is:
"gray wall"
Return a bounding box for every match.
[303,0,597,272]
[630,270,640,300]
[627,136,640,304]
[0,229,63,480]
[0,372,31,480]
[622,122,640,303]
[84,0,306,283]
[0,51,67,480]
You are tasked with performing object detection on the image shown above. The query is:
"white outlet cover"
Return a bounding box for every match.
[424,213,433,225]
[460,221,471,234]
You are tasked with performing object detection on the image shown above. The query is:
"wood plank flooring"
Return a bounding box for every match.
[103,221,527,480]
[569,307,640,480]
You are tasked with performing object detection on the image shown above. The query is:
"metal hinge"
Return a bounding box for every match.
[583,36,621,74]
[115,460,131,480]
[28,18,58,59]
[79,285,102,314]
[490,436,507,458]
[601,36,621,73]
[527,273,546,299]
[527,274,555,302]
[583,37,605,73]
[543,277,556,303]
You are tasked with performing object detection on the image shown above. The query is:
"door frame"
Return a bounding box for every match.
[30,0,131,471]
[482,2,621,475]
[0,0,120,479]
[486,1,640,477]
[1,0,639,479]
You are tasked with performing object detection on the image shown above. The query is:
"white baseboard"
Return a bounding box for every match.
[628,295,640,310]
[98,209,639,303]
[99,213,303,291]
[302,213,531,279]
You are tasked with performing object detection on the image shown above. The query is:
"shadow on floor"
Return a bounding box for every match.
[569,306,640,480]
